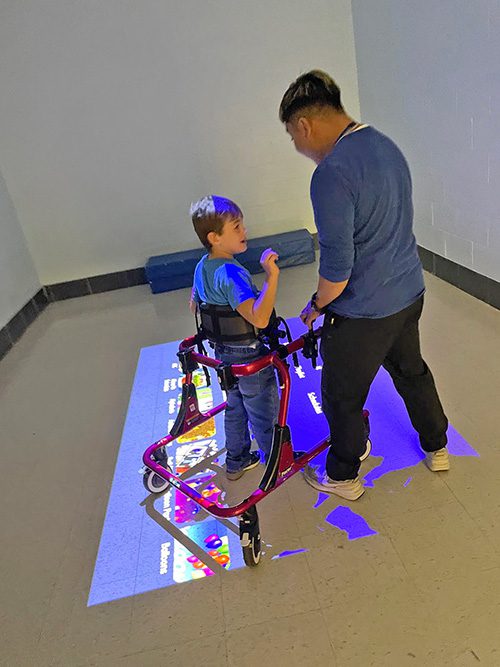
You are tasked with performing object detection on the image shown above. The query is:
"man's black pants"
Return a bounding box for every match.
[320,296,448,481]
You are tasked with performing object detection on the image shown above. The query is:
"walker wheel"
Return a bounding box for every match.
[143,463,172,494]
[239,506,261,567]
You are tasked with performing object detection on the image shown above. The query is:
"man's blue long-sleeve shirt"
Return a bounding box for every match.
[311,126,424,319]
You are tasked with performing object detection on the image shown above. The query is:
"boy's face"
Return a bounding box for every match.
[210,217,247,256]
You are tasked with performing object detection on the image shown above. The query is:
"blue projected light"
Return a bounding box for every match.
[314,492,330,508]
[272,549,309,560]
[326,506,378,540]
[88,317,479,606]
[88,337,246,606]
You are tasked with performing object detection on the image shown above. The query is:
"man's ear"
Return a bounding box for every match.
[297,116,312,137]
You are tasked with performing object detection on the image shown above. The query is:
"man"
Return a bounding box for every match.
[279,70,449,501]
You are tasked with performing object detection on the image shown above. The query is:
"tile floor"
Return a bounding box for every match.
[1,262,499,666]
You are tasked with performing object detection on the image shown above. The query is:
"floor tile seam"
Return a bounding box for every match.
[300,532,362,608]
[440,477,489,526]
[222,599,323,635]
[298,495,420,534]
[318,580,433,624]
[124,519,182,645]
[385,533,418,587]
[223,631,230,666]
[284,479,324,538]
[318,605,341,664]
[215,541,228,634]
[128,580,224,627]
[463,521,500,560]
[434,495,500,535]
[130,508,148,606]
[270,531,324,600]
[34,479,91,647]
[446,411,497,449]
[137,504,228,578]
[106,632,228,664]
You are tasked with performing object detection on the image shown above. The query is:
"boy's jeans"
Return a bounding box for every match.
[215,342,279,474]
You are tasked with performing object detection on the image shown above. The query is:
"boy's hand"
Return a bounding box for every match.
[260,248,279,278]
[189,287,197,314]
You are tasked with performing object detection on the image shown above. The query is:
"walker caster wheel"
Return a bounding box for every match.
[239,505,261,567]
[143,463,172,494]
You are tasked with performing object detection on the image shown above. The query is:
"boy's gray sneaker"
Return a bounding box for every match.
[226,452,261,481]
[425,447,450,471]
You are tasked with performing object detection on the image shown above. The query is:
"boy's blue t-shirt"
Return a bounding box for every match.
[193,255,259,309]
[311,125,425,319]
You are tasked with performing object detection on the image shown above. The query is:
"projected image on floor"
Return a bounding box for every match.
[88,317,478,606]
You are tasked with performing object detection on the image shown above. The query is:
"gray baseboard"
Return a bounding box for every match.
[0,268,146,362]
[417,246,499,310]
[45,267,146,301]
[0,250,498,363]
[311,232,498,308]
[0,289,49,361]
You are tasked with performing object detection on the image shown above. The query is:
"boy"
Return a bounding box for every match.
[190,195,280,480]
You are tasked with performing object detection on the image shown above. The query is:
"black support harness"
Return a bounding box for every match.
[194,302,299,378]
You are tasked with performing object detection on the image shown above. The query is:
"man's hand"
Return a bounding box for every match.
[260,248,280,278]
[300,276,348,327]
[300,300,320,328]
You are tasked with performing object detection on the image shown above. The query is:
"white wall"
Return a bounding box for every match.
[352,0,500,282]
[0,167,40,329]
[0,0,360,285]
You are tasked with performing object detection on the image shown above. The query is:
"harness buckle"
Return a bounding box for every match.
[302,329,319,369]
[177,348,199,375]
[216,364,238,391]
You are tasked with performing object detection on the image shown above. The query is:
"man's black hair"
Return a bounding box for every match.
[279,70,344,123]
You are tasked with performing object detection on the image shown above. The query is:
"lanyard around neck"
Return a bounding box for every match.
[335,121,357,145]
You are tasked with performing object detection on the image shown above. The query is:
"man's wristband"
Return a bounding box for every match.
[311,292,326,314]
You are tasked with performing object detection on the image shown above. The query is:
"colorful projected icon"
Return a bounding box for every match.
[176,375,217,443]
[174,475,222,524]
[174,531,231,582]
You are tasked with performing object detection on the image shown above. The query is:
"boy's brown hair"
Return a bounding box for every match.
[190,195,243,250]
